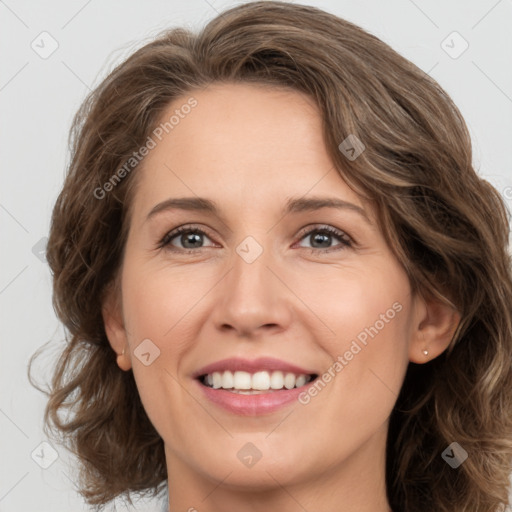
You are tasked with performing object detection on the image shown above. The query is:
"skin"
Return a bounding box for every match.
[103,82,460,512]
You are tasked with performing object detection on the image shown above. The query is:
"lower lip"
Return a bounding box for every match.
[195,379,315,416]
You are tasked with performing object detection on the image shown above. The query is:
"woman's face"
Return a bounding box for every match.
[105,83,429,491]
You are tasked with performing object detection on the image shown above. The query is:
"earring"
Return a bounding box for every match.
[115,346,131,372]
[422,349,429,356]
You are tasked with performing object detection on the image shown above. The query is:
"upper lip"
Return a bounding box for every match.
[192,357,317,378]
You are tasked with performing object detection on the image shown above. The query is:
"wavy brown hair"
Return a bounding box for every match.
[29,1,512,510]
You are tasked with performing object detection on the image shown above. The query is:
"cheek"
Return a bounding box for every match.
[302,266,411,417]
[119,263,200,425]
[121,261,205,347]
[293,263,410,353]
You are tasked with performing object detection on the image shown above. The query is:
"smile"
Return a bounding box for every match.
[200,370,316,393]
[193,357,320,415]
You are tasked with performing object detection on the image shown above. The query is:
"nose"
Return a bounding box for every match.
[211,242,293,338]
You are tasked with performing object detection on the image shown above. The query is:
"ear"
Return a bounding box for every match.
[102,280,132,371]
[409,290,461,363]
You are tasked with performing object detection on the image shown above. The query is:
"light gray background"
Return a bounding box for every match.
[1,0,511,511]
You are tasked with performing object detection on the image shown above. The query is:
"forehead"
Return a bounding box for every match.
[130,82,371,222]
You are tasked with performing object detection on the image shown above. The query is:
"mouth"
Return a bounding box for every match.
[192,357,321,415]
[197,370,318,394]
[192,357,320,415]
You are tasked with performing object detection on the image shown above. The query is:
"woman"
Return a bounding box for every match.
[33,1,512,511]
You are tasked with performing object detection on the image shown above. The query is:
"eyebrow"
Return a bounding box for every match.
[146,196,372,225]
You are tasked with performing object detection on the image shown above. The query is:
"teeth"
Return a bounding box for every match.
[295,375,306,387]
[203,370,313,391]
[212,372,222,389]
[252,371,270,390]
[270,371,284,389]
[284,373,296,390]
[221,371,234,389]
[233,371,252,390]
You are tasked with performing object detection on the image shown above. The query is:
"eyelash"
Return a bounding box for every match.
[157,224,354,255]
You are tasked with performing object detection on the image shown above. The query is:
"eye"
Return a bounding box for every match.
[158,225,216,253]
[295,225,353,253]
[158,224,354,254]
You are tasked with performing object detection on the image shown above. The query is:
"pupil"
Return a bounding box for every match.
[183,233,202,248]
[179,232,332,250]
[312,233,330,248]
